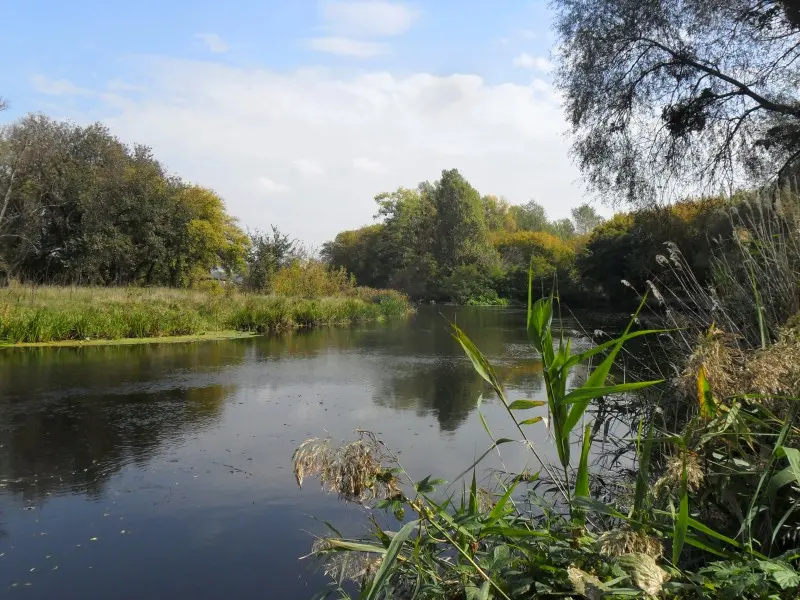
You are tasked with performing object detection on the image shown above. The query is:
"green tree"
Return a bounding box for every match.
[320,224,387,288]
[169,185,249,286]
[431,169,495,274]
[245,226,297,291]
[553,0,800,205]
[551,218,576,240]
[376,186,439,298]
[511,200,550,232]
[481,194,518,232]
[571,204,605,235]
[0,114,248,287]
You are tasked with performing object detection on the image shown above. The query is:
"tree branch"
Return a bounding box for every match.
[638,37,800,117]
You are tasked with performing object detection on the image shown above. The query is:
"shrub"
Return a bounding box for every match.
[271,260,356,298]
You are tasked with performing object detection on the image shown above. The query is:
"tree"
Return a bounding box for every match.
[431,169,494,273]
[320,224,387,288]
[169,185,249,286]
[553,0,800,205]
[481,195,518,231]
[550,218,576,240]
[571,204,605,234]
[511,200,551,232]
[245,226,297,291]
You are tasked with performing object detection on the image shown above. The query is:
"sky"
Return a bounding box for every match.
[0,0,593,246]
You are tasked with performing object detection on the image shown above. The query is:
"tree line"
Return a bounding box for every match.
[0,110,753,306]
[321,169,604,304]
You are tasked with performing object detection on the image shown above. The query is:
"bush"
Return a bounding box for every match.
[271,260,356,298]
[441,264,500,304]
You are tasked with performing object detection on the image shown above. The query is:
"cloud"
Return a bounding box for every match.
[308,36,387,57]
[195,33,229,54]
[256,176,290,194]
[39,58,582,245]
[292,158,326,177]
[513,53,553,72]
[320,0,418,36]
[31,74,91,96]
[353,157,385,173]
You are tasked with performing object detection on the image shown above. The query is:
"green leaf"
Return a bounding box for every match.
[479,526,550,538]
[469,471,479,517]
[686,517,743,549]
[697,365,716,419]
[364,519,420,600]
[673,460,689,565]
[573,424,593,526]
[415,475,445,494]
[326,539,386,554]
[777,446,800,486]
[451,438,516,483]
[451,322,502,394]
[488,477,521,523]
[507,399,546,410]
[519,416,543,425]
[573,496,627,519]
[561,381,664,407]
[757,560,800,589]
[563,295,652,434]
[632,418,654,518]
[564,328,668,370]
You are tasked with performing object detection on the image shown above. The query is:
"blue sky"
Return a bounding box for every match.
[1,0,589,245]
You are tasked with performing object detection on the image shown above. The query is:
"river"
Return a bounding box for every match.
[0,305,602,599]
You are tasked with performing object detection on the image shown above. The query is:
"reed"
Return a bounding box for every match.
[0,285,412,344]
[294,266,800,599]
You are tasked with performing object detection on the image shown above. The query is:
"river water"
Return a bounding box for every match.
[0,305,598,599]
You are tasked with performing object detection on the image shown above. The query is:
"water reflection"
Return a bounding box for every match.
[0,306,585,600]
[0,342,246,500]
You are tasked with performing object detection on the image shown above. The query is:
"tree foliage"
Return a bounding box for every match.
[0,114,248,286]
[554,0,800,205]
[244,226,297,292]
[579,197,731,300]
[323,170,593,303]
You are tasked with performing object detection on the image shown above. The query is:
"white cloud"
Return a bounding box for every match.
[195,33,229,54]
[519,29,540,40]
[31,74,91,96]
[308,36,386,57]
[292,158,326,177]
[513,53,553,72]
[320,0,418,36]
[38,58,583,245]
[353,157,386,173]
[256,176,290,194]
[107,78,144,92]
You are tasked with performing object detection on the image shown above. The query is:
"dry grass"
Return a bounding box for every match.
[680,323,800,405]
[292,433,401,503]
[598,527,664,559]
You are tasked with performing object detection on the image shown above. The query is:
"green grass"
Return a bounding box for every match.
[0,285,412,345]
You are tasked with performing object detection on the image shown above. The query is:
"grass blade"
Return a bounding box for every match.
[673,460,689,565]
[573,423,593,526]
[364,519,419,600]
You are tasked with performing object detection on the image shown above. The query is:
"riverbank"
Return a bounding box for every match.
[0,286,412,345]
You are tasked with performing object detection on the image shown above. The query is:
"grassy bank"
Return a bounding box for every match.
[0,286,412,345]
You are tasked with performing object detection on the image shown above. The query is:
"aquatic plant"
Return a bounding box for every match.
[294,264,800,598]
